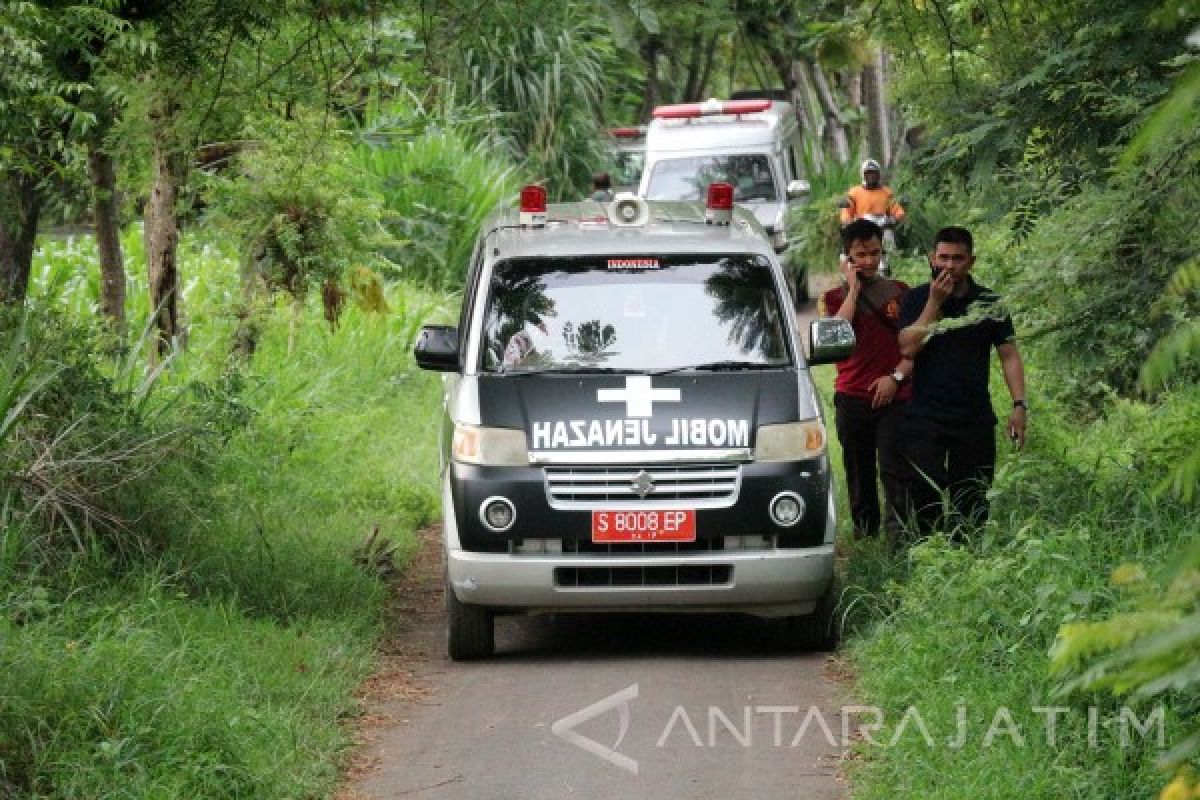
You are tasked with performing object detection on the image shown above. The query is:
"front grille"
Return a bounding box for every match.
[544,464,740,509]
[555,565,733,587]
[562,539,722,555]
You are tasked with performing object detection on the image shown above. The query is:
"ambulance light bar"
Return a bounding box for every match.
[652,98,772,119]
[519,185,547,228]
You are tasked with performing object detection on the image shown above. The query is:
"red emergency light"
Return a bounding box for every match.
[706,182,734,225]
[519,185,547,227]
[652,98,772,119]
[609,127,644,138]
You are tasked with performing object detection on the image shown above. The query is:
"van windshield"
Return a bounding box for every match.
[644,155,778,203]
[480,255,792,373]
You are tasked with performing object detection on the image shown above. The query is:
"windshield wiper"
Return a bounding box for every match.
[499,366,637,376]
[650,360,773,375]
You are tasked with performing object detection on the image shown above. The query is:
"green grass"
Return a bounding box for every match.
[1,231,453,798]
[839,368,1199,798]
[810,244,1197,797]
[0,573,376,798]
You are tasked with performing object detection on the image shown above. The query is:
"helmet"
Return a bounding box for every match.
[861,158,881,175]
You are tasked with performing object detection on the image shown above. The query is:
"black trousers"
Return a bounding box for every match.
[900,414,997,534]
[833,393,908,538]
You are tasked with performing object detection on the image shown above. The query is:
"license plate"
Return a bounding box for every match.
[591,509,696,543]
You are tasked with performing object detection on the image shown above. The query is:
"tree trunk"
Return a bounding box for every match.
[808,59,850,164]
[0,171,41,307]
[88,144,126,334]
[638,36,662,119]
[691,33,719,101]
[845,69,863,109]
[681,31,704,103]
[843,69,864,156]
[757,40,821,170]
[791,60,824,170]
[144,99,187,357]
[862,48,892,167]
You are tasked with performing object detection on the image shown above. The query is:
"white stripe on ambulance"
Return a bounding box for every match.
[531,418,749,449]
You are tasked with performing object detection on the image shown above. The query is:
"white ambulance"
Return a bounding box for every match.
[637,98,812,300]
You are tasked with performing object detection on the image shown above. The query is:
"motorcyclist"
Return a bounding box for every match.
[839,159,905,228]
[839,159,906,275]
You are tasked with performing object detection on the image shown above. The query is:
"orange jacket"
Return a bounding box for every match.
[840,185,906,225]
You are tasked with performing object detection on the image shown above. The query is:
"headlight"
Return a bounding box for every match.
[755,421,826,462]
[451,423,529,466]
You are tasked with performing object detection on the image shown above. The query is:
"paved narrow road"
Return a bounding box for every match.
[341,287,848,800]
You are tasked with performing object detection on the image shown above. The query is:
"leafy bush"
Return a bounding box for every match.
[878,0,1194,189]
[998,124,1199,400]
[1051,541,1200,789]
[206,112,393,324]
[354,96,521,290]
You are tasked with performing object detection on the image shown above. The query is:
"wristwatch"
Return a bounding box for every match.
[891,369,906,383]
[1013,399,1028,410]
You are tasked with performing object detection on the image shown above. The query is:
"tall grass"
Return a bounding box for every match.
[456,0,610,200]
[2,232,453,798]
[354,107,521,290]
[837,222,1199,798]
[842,389,1198,799]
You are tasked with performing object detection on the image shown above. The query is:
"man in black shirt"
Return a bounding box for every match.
[897,226,1028,533]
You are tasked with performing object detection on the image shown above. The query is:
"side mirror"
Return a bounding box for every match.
[414,325,460,371]
[835,196,852,209]
[808,318,856,365]
[787,179,811,200]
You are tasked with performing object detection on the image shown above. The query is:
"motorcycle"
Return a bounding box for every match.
[859,213,898,276]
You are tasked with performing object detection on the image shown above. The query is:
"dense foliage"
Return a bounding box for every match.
[1,0,1197,797]
[0,235,443,797]
[840,4,1200,798]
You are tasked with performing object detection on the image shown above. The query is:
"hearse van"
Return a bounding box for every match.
[414,186,854,659]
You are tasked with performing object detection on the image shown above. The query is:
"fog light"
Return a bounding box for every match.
[479,496,516,532]
[770,492,805,527]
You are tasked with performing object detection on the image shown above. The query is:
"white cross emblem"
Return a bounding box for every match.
[597,375,680,418]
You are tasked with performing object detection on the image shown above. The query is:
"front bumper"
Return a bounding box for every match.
[446,544,834,615]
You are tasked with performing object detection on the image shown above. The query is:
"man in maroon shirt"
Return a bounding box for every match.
[820,218,913,540]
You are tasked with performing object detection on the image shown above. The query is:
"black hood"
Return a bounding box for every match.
[477,371,800,452]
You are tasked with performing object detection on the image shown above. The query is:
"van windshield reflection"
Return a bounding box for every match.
[644,155,778,203]
[480,256,792,374]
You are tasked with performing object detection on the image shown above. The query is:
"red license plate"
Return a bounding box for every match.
[591,509,696,543]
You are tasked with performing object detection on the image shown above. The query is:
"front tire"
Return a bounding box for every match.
[775,577,839,651]
[446,577,494,661]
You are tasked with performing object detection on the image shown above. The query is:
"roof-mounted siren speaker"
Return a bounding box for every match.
[519,185,547,227]
[608,192,650,227]
[706,183,734,225]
